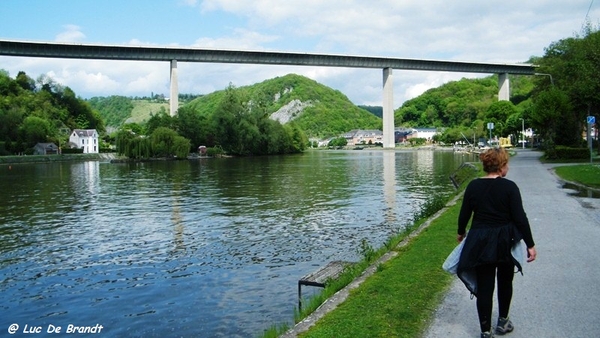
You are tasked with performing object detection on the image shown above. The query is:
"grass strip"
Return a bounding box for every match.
[297,197,463,338]
[553,164,600,188]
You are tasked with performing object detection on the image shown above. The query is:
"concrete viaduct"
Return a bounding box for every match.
[0,40,537,147]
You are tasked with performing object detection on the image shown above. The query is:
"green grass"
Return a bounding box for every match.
[297,201,462,338]
[553,164,600,189]
[257,164,482,338]
[125,100,170,124]
[258,196,464,338]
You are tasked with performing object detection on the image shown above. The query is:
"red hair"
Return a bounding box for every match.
[479,147,508,173]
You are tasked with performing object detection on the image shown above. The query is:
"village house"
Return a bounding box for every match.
[69,129,99,154]
[343,129,383,146]
[394,127,413,143]
[33,142,59,155]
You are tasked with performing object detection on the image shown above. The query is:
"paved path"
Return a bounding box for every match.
[424,150,600,337]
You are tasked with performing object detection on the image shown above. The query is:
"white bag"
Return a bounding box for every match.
[442,237,466,274]
[511,239,527,268]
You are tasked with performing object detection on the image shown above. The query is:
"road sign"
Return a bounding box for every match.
[487,122,494,130]
[587,116,595,124]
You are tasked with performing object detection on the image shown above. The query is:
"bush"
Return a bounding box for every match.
[62,148,84,154]
[0,142,8,156]
[408,137,427,146]
[553,146,589,159]
[206,146,224,157]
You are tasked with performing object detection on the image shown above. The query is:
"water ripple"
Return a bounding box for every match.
[0,150,463,337]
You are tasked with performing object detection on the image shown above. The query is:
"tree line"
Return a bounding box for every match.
[395,25,600,157]
[0,71,105,155]
[115,84,308,158]
[2,26,598,159]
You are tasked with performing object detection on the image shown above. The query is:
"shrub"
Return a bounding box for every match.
[61,148,84,154]
[553,146,589,160]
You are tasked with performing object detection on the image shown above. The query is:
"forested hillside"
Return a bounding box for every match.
[186,74,382,138]
[89,96,190,127]
[0,71,105,155]
[88,95,134,127]
[2,27,598,158]
[394,73,536,144]
[89,74,381,138]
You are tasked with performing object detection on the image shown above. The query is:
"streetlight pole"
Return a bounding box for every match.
[534,73,554,87]
[520,118,525,149]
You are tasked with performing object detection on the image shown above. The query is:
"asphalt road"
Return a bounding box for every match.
[423,149,600,338]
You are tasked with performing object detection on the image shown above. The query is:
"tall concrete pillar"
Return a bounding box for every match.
[382,68,395,148]
[170,60,179,116]
[498,73,509,101]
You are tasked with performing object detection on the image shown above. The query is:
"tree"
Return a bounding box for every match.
[20,116,52,147]
[146,108,175,135]
[15,71,35,91]
[485,101,517,137]
[150,127,190,158]
[328,137,347,147]
[211,84,247,155]
[286,122,308,152]
[505,113,524,145]
[534,26,600,149]
[530,88,573,158]
[175,105,211,150]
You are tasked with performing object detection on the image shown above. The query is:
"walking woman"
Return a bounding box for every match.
[456,147,537,338]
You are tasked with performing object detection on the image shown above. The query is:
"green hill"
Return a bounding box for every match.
[127,100,170,125]
[88,96,169,127]
[89,74,382,139]
[395,74,535,129]
[89,73,536,141]
[185,74,382,138]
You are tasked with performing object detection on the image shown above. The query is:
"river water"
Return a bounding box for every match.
[0,149,471,337]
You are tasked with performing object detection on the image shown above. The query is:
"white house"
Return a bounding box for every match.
[406,128,439,143]
[70,129,99,154]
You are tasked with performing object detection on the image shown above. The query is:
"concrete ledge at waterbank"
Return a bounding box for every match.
[280,193,464,337]
[0,153,120,165]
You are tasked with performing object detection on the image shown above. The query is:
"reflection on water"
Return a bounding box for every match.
[562,182,600,199]
[383,151,397,224]
[0,150,466,337]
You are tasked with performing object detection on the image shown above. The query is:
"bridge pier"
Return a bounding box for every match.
[498,72,509,101]
[382,68,395,148]
[170,60,179,116]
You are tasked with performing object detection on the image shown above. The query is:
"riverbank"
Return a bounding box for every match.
[0,153,120,165]
[280,149,600,337]
[279,186,465,337]
[282,196,463,337]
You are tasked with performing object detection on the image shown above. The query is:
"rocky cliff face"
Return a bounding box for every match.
[270,99,315,124]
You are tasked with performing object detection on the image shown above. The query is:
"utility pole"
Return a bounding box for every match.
[520,118,525,149]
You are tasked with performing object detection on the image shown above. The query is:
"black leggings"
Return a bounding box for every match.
[475,262,515,332]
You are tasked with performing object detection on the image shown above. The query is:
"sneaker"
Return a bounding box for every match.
[495,317,514,335]
[481,331,494,338]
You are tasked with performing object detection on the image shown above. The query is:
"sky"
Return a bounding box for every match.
[1,0,598,108]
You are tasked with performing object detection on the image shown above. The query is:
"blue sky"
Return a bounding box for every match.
[1,0,598,107]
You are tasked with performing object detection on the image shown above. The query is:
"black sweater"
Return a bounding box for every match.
[458,177,535,248]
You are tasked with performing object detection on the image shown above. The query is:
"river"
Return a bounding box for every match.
[0,149,471,337]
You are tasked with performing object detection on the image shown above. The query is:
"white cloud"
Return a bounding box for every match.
[55,25,86,43]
